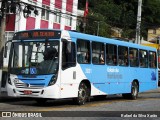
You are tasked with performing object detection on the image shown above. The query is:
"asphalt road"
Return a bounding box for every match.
[0,88,160,120]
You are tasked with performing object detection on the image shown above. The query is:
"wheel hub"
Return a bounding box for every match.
[79,88,86,100]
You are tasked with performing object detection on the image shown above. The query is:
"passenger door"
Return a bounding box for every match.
[60,40,77,98]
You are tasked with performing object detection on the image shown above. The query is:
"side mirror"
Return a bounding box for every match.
[4,40,12,58]
[4,46,7,58]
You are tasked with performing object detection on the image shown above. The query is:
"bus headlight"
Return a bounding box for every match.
[8,78,12,85]
[48,75,57,86]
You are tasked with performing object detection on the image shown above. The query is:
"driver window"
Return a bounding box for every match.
[12,43,23,68]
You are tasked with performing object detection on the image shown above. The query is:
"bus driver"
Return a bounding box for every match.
[39,47,58,73]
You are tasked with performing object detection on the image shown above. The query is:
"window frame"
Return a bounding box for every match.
[54,9,61,23]
[77,39,90,64]
[106,43,117,66]
[62,41,76,70]
[92,41,105,65]
[118,46,128,66]
[149,51,157,68]
[65,14,72,26]
[139,49,148,68]
[129,48,139,67]
[41,5,50,20]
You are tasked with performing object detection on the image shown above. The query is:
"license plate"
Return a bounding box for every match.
[24,90,32,95]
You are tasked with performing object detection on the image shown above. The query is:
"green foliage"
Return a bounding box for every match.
[78,0,160,39]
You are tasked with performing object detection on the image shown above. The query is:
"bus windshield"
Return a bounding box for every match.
[9,40,59,75]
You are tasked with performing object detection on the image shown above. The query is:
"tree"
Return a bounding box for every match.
[78,0,160,39]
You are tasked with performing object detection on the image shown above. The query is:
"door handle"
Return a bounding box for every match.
[73,71,76,79]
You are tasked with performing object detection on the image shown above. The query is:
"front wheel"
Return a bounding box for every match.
[75,82,88,105]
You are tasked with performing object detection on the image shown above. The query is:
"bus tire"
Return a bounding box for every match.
[130,81,139,100]
[76,82,88,105]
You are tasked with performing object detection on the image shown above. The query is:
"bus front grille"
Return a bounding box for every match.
[14,82,45,89]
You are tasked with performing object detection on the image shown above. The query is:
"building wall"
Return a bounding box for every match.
[147,28,160,42]
[6,0,78,32]
[111,27,122,38]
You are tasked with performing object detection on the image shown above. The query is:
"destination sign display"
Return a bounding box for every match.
[13,30,61,40]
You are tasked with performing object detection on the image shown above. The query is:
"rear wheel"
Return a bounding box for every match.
[130,81,138,100]
[122,81,138,100]
[75,82,89,105]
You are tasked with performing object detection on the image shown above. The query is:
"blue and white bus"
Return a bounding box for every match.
[5,29,158,105]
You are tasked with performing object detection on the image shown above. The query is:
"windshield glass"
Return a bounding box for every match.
[10,40,59,75]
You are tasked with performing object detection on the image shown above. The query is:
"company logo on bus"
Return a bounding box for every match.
[107,67,119,73]
[151,71,156,81]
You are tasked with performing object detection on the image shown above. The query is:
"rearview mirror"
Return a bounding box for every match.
[4,46,7,58]
[4,40,12,58]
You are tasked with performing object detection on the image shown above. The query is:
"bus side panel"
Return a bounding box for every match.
[91,66,132,95]
[138,68,158,92]
[79,64,107,96]
[108,67,132,94]
[91,65,109,95]
[60,66,80,98]
[117,67,132,94]
[123,67,137,94]
[106,66,122,94]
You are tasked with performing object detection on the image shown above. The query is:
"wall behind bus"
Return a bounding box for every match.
[13,0,78,32]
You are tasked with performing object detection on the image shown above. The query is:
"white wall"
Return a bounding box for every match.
[72,0,78,30]
[35,0,42,29]
[60,0,66,29]
[15,0,78,31]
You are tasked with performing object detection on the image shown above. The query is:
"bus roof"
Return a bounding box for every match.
[67,30,157,51]
[13,29,156,52]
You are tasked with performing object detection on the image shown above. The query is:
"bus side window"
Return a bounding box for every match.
[92,42,105,64]
[62,41,76,69]
[118,46,128,66]
[106,44,117,66]
[77,39,90,64]
[139,50,148,68]
[77,53,84,63]
[149,51,157,68]
[129,48,139,67]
